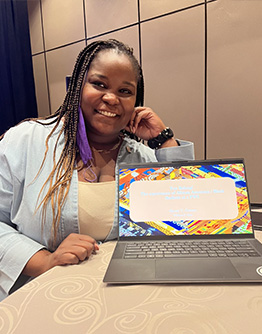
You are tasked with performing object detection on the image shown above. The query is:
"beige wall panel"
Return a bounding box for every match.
[46,41,86,113]
[140,0,204,20]
[85,0,138,37]
[141,7,205,159]
[27,0,44,54]
[42,0,85,50]
[32,54,49,117]
[207,0,262,203]
[87,26,140,62]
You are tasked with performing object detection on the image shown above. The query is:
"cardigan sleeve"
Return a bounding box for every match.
[155,139,195,161]
[0,125,45,301]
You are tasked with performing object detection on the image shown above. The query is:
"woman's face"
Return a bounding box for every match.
[80,50,137,142]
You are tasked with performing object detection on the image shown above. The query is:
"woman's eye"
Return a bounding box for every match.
[93,81,106,88]
[120,88,132,95]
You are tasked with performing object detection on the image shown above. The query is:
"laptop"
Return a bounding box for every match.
[103,158,262,284]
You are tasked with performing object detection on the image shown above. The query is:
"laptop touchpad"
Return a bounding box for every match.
[156,258,240,279]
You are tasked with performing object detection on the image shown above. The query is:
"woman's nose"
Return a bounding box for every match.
[102,92,119,105]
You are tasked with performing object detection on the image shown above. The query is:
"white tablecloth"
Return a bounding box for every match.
[1,232,262,334]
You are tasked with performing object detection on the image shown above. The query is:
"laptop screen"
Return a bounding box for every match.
[118,160,253,238]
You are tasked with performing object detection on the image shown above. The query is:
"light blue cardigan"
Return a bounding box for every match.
[0,120,194,299]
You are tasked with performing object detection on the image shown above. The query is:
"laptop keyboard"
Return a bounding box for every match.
[123,240,260,259]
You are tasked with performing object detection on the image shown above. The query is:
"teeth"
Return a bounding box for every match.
[97,110,117,117]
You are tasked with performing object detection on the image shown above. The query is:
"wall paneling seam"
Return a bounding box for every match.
[39,0,52,115]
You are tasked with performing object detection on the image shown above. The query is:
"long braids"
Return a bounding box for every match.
[34,39,144,244]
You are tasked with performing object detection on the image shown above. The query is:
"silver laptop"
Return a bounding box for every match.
[103,158,262,284]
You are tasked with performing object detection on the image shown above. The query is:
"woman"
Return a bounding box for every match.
[0,39,194,300]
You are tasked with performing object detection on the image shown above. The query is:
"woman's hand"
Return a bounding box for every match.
[126,107,178,147]
[48,233,99,267]
[23,233,99,277]
[127,107,165,140]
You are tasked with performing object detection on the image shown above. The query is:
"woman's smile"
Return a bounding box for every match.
[95,109,118,118]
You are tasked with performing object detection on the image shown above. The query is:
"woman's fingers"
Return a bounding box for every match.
[130,107,167,140]
[50,233,99,267]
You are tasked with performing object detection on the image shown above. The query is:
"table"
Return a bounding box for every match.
[1,232,262,334]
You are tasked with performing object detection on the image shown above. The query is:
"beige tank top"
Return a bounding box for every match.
[78,181,115,242]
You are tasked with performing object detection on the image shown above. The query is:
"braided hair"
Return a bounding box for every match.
[34,39,144,243]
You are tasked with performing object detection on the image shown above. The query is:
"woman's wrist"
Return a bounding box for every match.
[160,137,179,148]
[148,127,178,149]
[22,249,53,277]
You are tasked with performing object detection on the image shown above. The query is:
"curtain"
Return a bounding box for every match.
[0,0,37,135]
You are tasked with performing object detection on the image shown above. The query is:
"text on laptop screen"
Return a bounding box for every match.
[118,163,252,237]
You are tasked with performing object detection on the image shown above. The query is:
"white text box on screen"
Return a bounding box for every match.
[129,177,238,222]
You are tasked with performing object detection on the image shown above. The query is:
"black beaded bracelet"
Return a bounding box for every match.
[148,127,174,149]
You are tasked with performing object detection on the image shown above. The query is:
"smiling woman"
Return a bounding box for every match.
[0,39,194,300]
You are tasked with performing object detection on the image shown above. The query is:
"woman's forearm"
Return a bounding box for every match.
[22,249,52,277]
